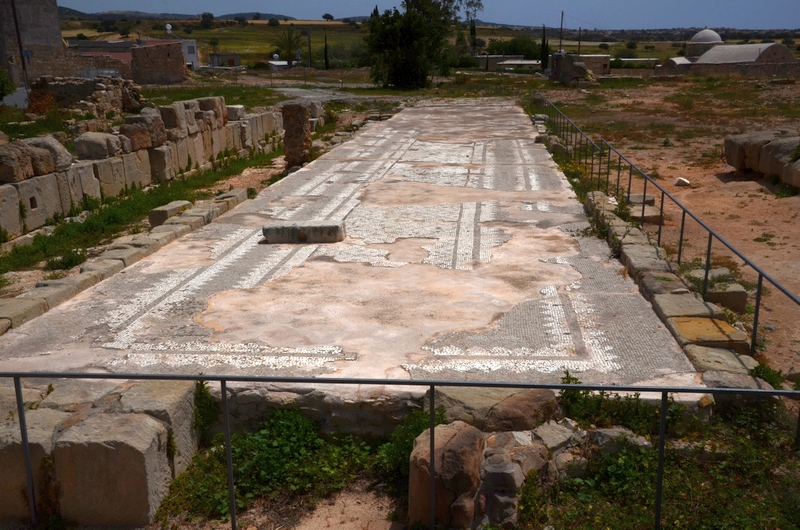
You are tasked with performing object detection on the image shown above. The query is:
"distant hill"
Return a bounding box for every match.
[58,6,96,19]
[58,8,295,22]
[217,13,296,21]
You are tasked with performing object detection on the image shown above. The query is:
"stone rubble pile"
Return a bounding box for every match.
[32,76,143,117]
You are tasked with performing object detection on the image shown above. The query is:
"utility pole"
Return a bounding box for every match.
[307,32,312,68]
[578,27,582,56]
[559,11,564,52]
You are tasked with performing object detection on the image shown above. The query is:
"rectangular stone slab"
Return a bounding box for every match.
[262,221,346,244]
[665,317,750,355]
[652,293,726,321]
[0,298,47,328]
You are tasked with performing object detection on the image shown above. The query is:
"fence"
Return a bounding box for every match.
[533,90,800,359]
[2,371,799,530]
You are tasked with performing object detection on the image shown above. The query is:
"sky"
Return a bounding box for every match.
[57,0,800,30]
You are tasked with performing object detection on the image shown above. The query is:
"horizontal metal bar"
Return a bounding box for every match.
[2,372,798,398]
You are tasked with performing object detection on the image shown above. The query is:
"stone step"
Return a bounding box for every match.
[262,220,346,244]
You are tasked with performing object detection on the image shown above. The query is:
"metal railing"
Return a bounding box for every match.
[533,90,800,358]
[3,371,799,530]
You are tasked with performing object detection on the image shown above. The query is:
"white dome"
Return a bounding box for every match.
[690,29,722,43]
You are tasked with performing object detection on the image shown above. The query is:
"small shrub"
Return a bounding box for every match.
[749,363,785,388]
[193,380,220,444]
[373,407,445,485]
[44,248,86,270]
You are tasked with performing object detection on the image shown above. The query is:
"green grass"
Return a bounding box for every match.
[0,107,72,142]
[0,151,280,276]
[141,86,287,110]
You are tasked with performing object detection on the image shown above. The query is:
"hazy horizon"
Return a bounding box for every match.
[56,0,800,31]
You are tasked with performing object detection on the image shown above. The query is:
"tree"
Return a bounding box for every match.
[540,25,550,72]
[598,42,610,50]
[271,26,304,67]
[268,18,280,27]
[200,12,214,30]
[322,13,334,21]
[252,13,261,20]
[209,37,220,52]
[234,16,247,26]
[365,0,483,89]
[486,35,539,59]
[469,19,477,50]
[626,40,638,50]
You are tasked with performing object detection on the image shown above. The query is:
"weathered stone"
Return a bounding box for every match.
[72,160,101,199]
[509,444,549,476]
[227,105,246,121]
[92,157,123,197]
[282,103,312,167]
[149,200,192,227]
[80,258,125,279]
[0,143,35,183]
[119,122,153,151]
[666,317,750,355]
[37,271,103,292]
[629,193,655,206]
[0,184,22,237]
[124,114,167,147]
[684,344,759,374]
[40,379,120,411]
[217,188,248,205]
[486,492,517,528]
[724,131,781,172]
[630,204,663,224]
[198,97,225,128]
[429,387,519,428]
[200,129,213,161]
[0,318,10,335]
[149,145,175,182]
[705,283,748,314]
[99,244,149,267]
[532,420,579,452]
[150,223,191,239]
[28,145,55,176]
[620,244,671,277]
[482,389,561,432]
[21,136,73,171]
[55,168,84,214]
[652,293,726,321]
[159,102,188,137]
[12,173,63,230]
[74,132,122,159]
[758,137,800,178]
[409,421,484,529]
[163,215,204,230]
[54,413,171,527]
[638,271,687,300]
[119,380,197,476]
[702,370,776,409]
[555,451,588,480]
[591,427,651,455]
[262,220,345,244]
[17,284,79,310]
[0,408,72,520]
[0,386,42,419]
[173,137,190,171]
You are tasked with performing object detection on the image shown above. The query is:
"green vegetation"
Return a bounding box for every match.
[271,26,306,68]
[749,362,785,388]
[0,69,14,100]
[373,407,445,487]
[140,86,286,109]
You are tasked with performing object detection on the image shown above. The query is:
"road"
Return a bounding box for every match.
[0,99,696,387]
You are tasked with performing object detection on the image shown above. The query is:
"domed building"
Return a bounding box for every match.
[686,28,723,60]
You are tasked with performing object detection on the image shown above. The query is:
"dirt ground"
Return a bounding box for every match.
[542,79,800,379]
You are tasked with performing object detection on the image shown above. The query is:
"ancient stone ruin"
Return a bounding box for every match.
[724,131,800,187]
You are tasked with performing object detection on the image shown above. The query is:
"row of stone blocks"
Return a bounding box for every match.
[0,189,248,336]
[0,97,281,240]
[724,131,800,187]
[584,191,771,392]
[0,379,197,527]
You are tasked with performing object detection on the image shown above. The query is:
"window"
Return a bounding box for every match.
[188,46,195,54]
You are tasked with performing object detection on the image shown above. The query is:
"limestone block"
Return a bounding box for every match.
[180,207,217,224]
[226,105,246,121]
[55,169,84,215]
[273,111,283,132]
[25,145,55,177]
[109,156,126,195]
[228,122,242,151]
[0,184,22,237]
[211,128,224,158]
[120,152,147,190]
[119,380,197,475]
[705,283,748,314]
[482,389,561,432]
[0,409,72,520]
[119,122,153,151]
[12,173,63,230]
[119,134,133,154]
[684,344,758,374]
[37,270,103,292]
[80,258,125,279]
[54,413,171,527]
[201,109,216,131]
[18,284,79,310]
[217,188,247,205]
[99,244,149,267]
[198,97,225,128]
[702,371,776,409]
[262,220,345,244]
[590,427,651,455]
[666,317,750,355]
[124,114,167,147]
[309,100,325,118]
[757,137,799,178]
[431,387,520,428]
[150,223,191,239]
[21,136,73,171]
[159,102,188,137]
[0,143,34,183]
[148,200,192,227]
[201,130,213,163]
[282,103,312,167]
[0,298,47,328]
[40,380,119,412]
[240,120,253,148]
[93,158,122,197]
[224,124,234,152]
[183,105,199,135]
[174,137,190,171]
[532,421,578,452]
[262,112,276,136]
[74,132,122,160]
[620,244,671,278]
[189,133,204,165]
[246,114,262,143]
[72,160,101,199]
[788,159,800,188]
[0,386,42,420]
[163,215,204,230]
[652,293,726,322]
[148,145,175,183]
[638,271,687,300]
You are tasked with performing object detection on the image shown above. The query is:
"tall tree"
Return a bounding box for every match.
[322,13,334,21]
[271,26,304,67]
[200,12,214,30]
[469,19,477,50]
[541,25,550,72]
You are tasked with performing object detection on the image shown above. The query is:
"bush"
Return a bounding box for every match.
[373,407,445,485]
[268,18,280,27]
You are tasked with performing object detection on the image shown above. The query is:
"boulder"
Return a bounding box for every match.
[124,114,167,147]
[0,143,34,183]
[590,427,651,455]
[482,389,561,432]
[408,421,484,529]
[724,131,781,172]
[554,450,588,480]
[119,122,153,151]
[74,132,122,160]
[54,413,171,527]
[149,145,176,182]
[757,137,800,178]
[21,136,73,171]
[159,102,188,137]
[532,420,584,452]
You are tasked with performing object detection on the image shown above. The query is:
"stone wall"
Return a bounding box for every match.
[131,42,187,85]
[724,131,800,186]
[0,0,64,86]
[659,60,800,77]
[32,76,142,116]
[0,96,283,240]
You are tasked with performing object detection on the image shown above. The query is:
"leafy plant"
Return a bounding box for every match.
[749,362,785,388]
[193,380,220,444]
[373,406,445,484]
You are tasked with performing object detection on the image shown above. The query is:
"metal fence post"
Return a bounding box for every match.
[702,233,713,298]
[221,380,237,530]
[14,376,37,527]
[677,211,686,265]
[429,384,436,530]
[657,192,665,246]
[750,274,764,356]
[654,391,669,530]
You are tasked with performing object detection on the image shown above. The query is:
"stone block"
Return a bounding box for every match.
[224,124,234,152]
[93,158,123,197]
[72,160,101,199]
[124,114,167,148]
[705,283,748,314]
[181,207,217,224]
[0,409,72,520]
[227,105,246,121]
[150,223,191,239]
[0,298,46,328]
[37,271,103,292]
[628,193,655,206]
[17,284,79,310]
[0,143,34,183]
[40,379,120,411]
[282,103,312,167]
[163,215,204,230]
[100,244,150,267]
[262,220,345,244]
[666,317,750,355]
[198,97,225,128]
[80,258,125,279]
[126,235,164,253]
[201,130,213,163]
[55,169,84,215]
[630,204,663,224]
[620,244,671,278]
[21,136,73,171]
[684,344,759,374]
[149,200,192,227]
[309,101,325,118]
[119,380,197,475]
[121,152,149,190]
[119,122,153,151]
[228,122,242,151]
[174,137,190,171]
[149,145,175,183]
[0,184,22,237]
[652,293,726,321]
[54,413,171,527]
[212,128,224,158]
[262,112,276,136]
[0,386,42,419]
[246,114,262,143]
[74,132,122,160]
[757,137,799,178]
[240,121,253,148]
[26,145,55,176]
[159,102,188,137]
[638,271,687,300]
[12,173,63,230]
[532,421,577,452]
[216,188,247,206]
[183,106,199,135]
[189,133,204,165]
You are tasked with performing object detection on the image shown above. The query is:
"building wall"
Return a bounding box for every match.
[659,59,800,78]
[474,55,525,71]
[131,43,186,85]
[0,0,66,85]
